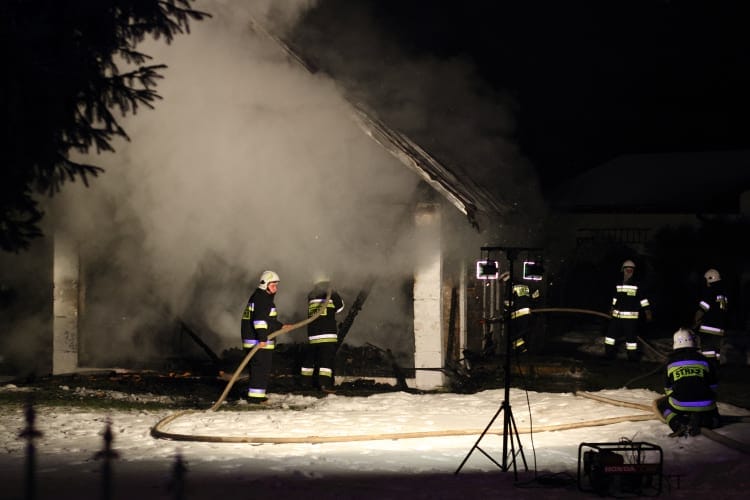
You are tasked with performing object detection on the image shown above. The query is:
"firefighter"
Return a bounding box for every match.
[501,271,540,354]
[300,280,344,392]
[240,270,285,403]
[604,260,652,361]
[693,268,729,364]
[655,328,720,437]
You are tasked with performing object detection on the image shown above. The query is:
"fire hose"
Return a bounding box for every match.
[153,307,743,445]
[152,406,656,444]
[153,389,747,448]
[152,288,332,437]
[531,307,610,320]
[576,391,750,454]
[209,286,332,411]
[152,300,659,443]
[528,307,668,362]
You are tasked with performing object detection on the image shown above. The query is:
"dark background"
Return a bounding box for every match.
[286,1,750,335]
[289,0,750,195]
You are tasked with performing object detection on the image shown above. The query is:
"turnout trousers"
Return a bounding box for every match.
[247,346,274,400]
[300,341,337,390]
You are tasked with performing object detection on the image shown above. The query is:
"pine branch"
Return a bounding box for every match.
[1,0,213,251]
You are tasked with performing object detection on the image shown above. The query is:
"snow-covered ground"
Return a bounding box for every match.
[1,385,749,499]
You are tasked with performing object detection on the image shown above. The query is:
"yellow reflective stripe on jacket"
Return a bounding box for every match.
[612,309,639,319]
[309,333,338,344]
[308,299,340,317]
[242,304,253,320]
[616,284,639,295]
[510,307,531,319]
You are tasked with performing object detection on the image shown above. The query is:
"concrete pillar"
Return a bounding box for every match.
[53,233,79,374]
[413,203,445,390]
[459,261,467,359]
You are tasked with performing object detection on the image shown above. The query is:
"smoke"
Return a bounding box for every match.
[46,0,427,362]
[287,1,546,228]
[3,0,533,369]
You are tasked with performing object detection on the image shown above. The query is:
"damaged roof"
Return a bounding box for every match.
[249,17,516,232]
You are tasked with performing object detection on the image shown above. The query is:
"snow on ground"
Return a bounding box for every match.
[1,385,749,499]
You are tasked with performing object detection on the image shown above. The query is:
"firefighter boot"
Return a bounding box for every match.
[687,414,702,436]
[668,416,689,437]
[669,424,688,438]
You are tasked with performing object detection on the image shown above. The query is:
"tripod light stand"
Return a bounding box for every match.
[455,247,532,479]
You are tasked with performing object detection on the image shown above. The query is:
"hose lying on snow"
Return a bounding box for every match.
[153,388,656,443]
[151,305,735,446]
[576,391,750,454]
[151,411,656,444]
[153,392,749,446]
[151,288,332,438]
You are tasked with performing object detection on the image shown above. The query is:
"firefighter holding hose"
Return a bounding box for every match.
[300,279,344,392]
[240,270,285,403]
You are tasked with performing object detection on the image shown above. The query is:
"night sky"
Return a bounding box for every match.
[290,0,750,196]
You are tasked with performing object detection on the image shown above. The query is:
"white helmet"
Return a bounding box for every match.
[258,270,280,290]
[313,272,331,285]
[621,260,636,270]
[673,328,695,349]
[704,268,721,283]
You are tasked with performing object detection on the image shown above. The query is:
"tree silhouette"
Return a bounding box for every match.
[0,0,210,252]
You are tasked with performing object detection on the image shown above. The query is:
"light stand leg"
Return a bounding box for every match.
[455,400,507,474]
[455,248,529,478]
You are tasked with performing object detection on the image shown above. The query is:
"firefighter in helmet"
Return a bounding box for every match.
[300,279,345,392]
[654,328,720,437]
[604,259,652,361]
[240,270,285,403]
[693,268,729,364]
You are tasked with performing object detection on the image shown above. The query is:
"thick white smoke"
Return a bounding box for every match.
[49,0,425,362]
[2,1,528,371]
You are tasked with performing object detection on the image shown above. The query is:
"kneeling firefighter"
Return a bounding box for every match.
[655,328,721,437]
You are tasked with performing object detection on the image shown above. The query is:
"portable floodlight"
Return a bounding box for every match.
[476,260,499,279]
[522,261,544,281]
[460,245,538,478]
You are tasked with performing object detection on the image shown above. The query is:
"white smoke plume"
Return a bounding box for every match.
[48,0,427,363]
[2,1,522,371]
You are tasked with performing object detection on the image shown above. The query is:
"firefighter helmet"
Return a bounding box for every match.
[704,268,721,283]
[621,260,636,270]
[673,328,695,349]
[313,272,331,286]
[258,270,280,290]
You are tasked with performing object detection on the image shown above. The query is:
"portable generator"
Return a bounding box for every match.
[578,441,663,497]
